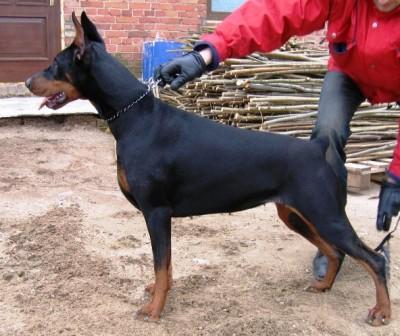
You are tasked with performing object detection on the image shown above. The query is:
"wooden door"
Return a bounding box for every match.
[0,0,61,82]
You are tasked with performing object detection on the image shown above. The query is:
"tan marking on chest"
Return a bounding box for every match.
[117,163,131,194]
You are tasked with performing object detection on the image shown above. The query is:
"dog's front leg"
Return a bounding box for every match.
[145,262,173,296]
[137,207,172,322]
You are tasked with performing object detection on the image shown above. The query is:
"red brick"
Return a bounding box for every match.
[98,8,122,16]
[80,8,98,15]
[107,1,129,9]
[62,0,207,74]
[117,45,135,52]
[107,45,117,53]
[173,4,194,11]
[128,31,145,38]
[105,30,128,38]
[111,23,129,30]
[92,15,116,23]
[80,1,104,8]
[122,9,133,16]
[131,10,145,16]
[129,2,151,10]
[95,23,111,30]
[116,16,137,23]
[139,16,158,24]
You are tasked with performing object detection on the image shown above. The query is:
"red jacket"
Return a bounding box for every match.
[200,0,400,175]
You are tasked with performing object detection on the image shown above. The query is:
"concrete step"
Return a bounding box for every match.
[0,82,31,98]
[0,97,97,118]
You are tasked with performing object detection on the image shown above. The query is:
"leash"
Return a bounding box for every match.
[150,77,161,98]
[105,78,162,123]
[374,216,399,280]
[375,216,399,253]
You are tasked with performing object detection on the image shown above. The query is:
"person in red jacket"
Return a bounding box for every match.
[155,0,400,279]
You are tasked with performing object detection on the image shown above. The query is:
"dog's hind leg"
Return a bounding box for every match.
[136,207,172,322]
[276,204,344,291]
[320,223,391,326]
[359,255,391,326]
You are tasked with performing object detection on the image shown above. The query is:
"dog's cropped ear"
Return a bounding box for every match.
[81,11,105,45]
[72,11,85,60]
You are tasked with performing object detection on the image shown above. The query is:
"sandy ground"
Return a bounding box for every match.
[0,116,399,336]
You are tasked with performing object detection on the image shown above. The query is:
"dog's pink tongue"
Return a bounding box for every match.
[39,98,48,110]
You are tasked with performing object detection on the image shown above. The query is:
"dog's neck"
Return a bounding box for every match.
[80,44,149,121]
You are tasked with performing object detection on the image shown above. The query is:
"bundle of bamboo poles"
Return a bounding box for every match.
[158,25,400,165]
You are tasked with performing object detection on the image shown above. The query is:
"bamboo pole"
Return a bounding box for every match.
[158,31,400,166]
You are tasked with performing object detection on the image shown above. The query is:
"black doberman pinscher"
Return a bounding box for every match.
[25,12,391,326]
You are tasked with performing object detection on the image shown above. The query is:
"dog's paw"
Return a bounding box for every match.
[367,306,391,326]
[145,282,156,296]
[135,304,161,323]
[305,280,331,293]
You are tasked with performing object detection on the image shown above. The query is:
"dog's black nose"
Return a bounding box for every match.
[25,77,32,90]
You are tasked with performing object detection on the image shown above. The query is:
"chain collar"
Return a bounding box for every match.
[105,78,160,123]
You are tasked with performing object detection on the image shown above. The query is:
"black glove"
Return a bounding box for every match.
[376,173,400,231]
[154,51,207,90]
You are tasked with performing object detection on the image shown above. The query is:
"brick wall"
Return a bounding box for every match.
[63,0,207,75]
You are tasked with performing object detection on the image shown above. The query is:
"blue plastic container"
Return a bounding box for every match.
[142,40,185,81]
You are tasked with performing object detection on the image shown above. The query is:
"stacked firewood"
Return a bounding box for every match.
[158,25,400,164]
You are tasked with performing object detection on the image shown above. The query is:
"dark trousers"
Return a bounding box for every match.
[311,71,365,204]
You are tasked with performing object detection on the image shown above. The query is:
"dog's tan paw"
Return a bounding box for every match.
[135,304,161,323]
[367,306,391,326]
[145,283,155,296]
[305,280,331,293]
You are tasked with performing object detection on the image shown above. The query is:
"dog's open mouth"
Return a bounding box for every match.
[39,92,68,110]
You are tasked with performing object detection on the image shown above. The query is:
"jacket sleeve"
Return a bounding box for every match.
[389,121,400,177]
[200,0,330,65]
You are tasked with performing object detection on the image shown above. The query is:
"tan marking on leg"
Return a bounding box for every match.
[117,164,174,321]
[146,262,173,296]
[137,255,172,322]
[276,204,341,290]
[357,260,391,326]
[277,204,391,326]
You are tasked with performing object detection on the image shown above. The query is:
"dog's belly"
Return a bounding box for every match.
[169,144,285,217]
[170,184,280,217]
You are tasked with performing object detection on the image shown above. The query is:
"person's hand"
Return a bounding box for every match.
[376,173,400,231]
[154,51,207,90]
